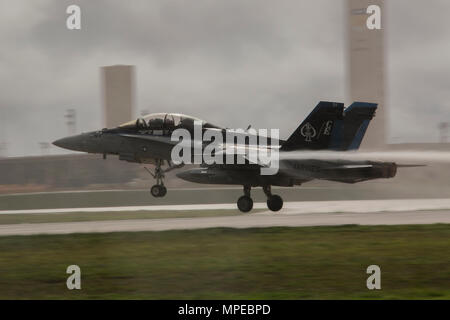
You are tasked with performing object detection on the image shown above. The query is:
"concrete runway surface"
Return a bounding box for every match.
[1,198,450,215]
[0,199,449,236]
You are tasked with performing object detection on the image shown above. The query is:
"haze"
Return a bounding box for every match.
[0,0,449,156]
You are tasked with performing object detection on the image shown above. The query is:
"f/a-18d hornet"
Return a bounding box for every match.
[53,101,419,212]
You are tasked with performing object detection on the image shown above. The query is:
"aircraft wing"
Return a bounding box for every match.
[213,145,275,168]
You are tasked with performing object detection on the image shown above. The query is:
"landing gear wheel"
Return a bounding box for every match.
[267,195,283,212]
[237,196,253,213]
[151,184,166,197]
[144,159,180,198]
[159,185,167,197]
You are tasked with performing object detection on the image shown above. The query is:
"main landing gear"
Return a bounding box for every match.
[145,159,184,198]
[263,185,283,212]
[237,185,253,212]
[237,185,283,213]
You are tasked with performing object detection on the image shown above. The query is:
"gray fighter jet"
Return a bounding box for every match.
[53,101,415,212]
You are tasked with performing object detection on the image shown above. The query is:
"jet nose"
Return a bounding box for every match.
[52,134,86,152]
[52,137,67,148]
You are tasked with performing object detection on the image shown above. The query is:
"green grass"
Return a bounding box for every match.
[0,209,251,224]
[0,224,449,299]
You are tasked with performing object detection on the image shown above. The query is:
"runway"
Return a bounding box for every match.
[2,198,450,215]
[0,200,449,236]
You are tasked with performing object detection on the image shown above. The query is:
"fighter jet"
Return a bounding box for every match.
[53,101,414,212]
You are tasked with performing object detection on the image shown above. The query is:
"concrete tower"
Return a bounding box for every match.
[101,65,135,128]
[347,0,386,149]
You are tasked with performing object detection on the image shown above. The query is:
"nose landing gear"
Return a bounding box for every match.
[150,184,167,197]
[145,159,184,198]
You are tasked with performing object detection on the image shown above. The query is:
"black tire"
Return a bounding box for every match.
[267,195,283,212]
[159,185,167,197]
[151,185,161,197]
[237,195,253,213]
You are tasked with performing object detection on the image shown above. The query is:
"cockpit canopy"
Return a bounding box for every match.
[119,113,221,131]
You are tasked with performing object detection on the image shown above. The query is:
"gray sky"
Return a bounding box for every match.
[0,0,449,156]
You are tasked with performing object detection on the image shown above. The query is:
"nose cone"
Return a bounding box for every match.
[53,133,97,153]
[53,135,83,151]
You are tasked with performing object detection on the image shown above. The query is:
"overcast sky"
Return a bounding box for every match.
[0,0,449,157]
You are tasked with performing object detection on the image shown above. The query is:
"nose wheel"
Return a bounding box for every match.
[151,184,167,197]
[145,159,184,198]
